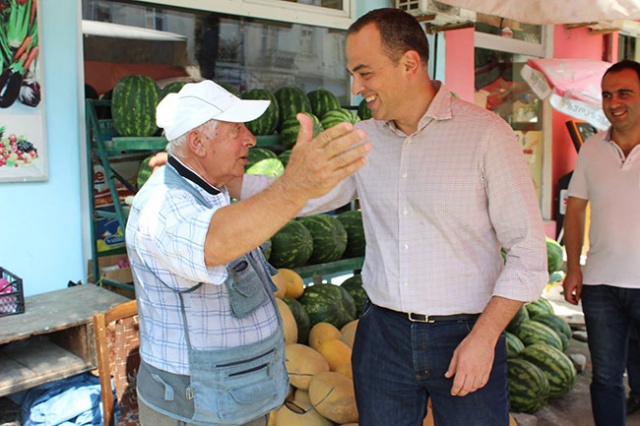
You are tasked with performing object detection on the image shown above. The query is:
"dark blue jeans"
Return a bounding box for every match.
[352,302,509,426]
[628,324,640,399]
[581,285,640,426]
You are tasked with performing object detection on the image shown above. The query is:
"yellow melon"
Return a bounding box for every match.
[340,319,358,349]
[279,268,305,299]
[334,362,353,380]
[276,298,298,345]
[285,343,330,390]
[275,400,333,426]
[294,388,311,405]
[271,272,288,299]
[268,409,277,426]
[317,339,352,371]
[309,371,358,424]
[308,322,341,350]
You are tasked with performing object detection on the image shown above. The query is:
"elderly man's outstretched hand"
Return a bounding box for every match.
[282,113,370,199]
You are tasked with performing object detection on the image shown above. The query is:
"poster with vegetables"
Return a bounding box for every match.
[0,0,46,182]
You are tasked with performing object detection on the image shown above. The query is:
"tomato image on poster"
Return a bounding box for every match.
[0,0,47,182]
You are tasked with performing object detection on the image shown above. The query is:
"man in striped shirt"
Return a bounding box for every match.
[126,80,370,425]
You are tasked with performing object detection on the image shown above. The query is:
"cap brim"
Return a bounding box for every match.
[216,98,270,123]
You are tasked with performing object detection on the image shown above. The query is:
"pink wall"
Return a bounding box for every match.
[444,28,475,102]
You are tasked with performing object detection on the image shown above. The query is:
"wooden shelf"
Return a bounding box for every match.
[0,284,130,397]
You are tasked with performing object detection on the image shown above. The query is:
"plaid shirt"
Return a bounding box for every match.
[126,158,278,375]
[243,82,547,315]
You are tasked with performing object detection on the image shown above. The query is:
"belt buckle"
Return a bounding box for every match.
[407,312,431,323]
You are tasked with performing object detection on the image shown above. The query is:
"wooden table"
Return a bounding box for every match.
[0,284,130,397]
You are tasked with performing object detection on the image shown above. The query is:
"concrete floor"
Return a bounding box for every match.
[524,285,640,426]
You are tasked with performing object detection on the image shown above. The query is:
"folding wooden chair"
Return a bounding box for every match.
[93,299,140,426]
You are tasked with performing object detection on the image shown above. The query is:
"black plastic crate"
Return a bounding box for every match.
[0,267,25,317]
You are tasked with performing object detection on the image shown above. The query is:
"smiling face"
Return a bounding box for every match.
[601,68,640,134]
[346,23,406,122]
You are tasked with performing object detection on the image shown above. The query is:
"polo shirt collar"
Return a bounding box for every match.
[168,155,221,195]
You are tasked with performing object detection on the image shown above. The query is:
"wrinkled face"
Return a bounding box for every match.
[202,120,256,187]
[602,68,640,133]
[346,23,404,121]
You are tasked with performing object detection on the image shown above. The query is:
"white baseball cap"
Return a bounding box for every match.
[156,80,270,141]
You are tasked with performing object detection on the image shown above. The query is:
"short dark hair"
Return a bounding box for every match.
[348,8,430,66]
[603,59,640,83]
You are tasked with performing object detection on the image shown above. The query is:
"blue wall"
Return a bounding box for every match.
[0,0,84,296]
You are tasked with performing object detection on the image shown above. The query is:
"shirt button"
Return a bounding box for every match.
[403,208,408,215]
[403,244,409,250]
[403,281,409,287]
[402,172,408,179]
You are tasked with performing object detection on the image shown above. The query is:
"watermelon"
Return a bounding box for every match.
[241,88,280,136]
[546,237,564,273]
[283,296,312,344]
[307,88,341,119]
[298,283,356,329]
[269,220,314,268]
[280,112,323,150]
[507,305,530,333]
[519,343,577,398]
[274,86,312,131]
[299,214,348,264]
[532,314,572,351]
[321,108,359,129]
[507,358,550,413]
[111,75,160,137]
[246,158,284,177]
[159,81,186,102]
[336,210,366,258]
[137,155,154,189]
[247,147,277,166]
[526,297,555,319]
[340,274,368,317]
[514,319,564,351]
[357,98,372,120]
[246,147,284,177]
[505,331,525,358]
[278,149,292,168]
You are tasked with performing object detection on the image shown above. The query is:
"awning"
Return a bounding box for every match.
[438,0,640,25]
[520,59,611,130]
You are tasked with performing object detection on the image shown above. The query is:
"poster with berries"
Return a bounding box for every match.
[0,0,46,182]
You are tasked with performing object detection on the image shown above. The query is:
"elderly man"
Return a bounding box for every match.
[125,80,369,426]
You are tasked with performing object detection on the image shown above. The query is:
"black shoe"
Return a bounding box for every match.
[627,396,640,415]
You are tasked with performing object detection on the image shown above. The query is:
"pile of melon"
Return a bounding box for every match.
[270,267,359,425]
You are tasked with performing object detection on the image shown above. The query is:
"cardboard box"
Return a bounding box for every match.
[88,254,133,284]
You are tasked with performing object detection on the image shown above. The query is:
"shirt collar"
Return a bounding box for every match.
[384,80,453,135]
[168,155,221,195]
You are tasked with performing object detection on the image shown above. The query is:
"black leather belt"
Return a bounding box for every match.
[377,304,479,323]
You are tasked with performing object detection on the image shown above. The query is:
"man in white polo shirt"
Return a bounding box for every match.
[564,59,640,426]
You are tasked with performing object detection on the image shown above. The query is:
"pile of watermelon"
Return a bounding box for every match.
[265,212,365,269]
[506,297,577,414]
[238,85,370,149]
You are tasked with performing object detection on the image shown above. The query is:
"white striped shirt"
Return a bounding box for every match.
[127,159,279,374]
[243,82,547,315]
